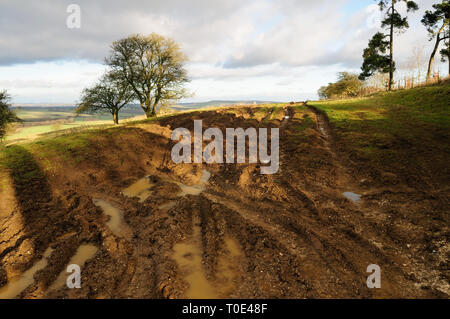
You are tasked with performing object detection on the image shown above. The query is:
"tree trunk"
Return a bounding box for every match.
[113,111,119,124]
[141,101,153,118]
[427,23,447,81]
[145,100,157,117]
[427,34,441,82]
[152,92,161,117]
[389,3,394,91]
[145,108,155,118]
[151,101,158,116]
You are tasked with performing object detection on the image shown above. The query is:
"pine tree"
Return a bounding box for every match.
[360,1,419,90]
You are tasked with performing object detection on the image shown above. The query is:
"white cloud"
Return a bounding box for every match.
[0,0,447,103]
[0,61,106,103]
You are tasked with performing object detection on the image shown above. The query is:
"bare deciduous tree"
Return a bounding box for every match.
[365,72,390,90]
[106,33,189,118]
[76,72,135,124]
[404,45,426,86]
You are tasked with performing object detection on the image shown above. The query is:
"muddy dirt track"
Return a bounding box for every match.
[0,103,448,298]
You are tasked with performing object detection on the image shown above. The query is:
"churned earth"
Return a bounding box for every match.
[0,100,448,299]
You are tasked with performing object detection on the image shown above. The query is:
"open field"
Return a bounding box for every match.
[0,83,449,299]
[5,106,146,144]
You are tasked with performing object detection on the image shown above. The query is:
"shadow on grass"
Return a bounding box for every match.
[0,145,56,288]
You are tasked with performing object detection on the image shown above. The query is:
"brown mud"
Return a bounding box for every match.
[0,103,448,298]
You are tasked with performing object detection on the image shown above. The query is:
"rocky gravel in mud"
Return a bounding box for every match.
[0,103,448,299]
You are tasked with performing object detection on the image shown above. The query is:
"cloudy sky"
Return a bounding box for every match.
[0,0,446,104]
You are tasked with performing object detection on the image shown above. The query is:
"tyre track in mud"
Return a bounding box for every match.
[205,174,390,297]
[198,105,376,297]
[203,192,332,297]
[1,105,447,298]
[305,102,357,192]
[254,104,429,297]
[300,102,450,297]
[192,194,310,298]
[157,105,314,298]
[203,105,422,298]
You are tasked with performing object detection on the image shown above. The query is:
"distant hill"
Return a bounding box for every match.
[172,100,280,111]
[12,100,281,112]
[10,105,144,123]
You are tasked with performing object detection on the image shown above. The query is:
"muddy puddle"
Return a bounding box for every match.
[172,233,243,298]
[93,199,124,235]
[215,237,243,296]
[123,169,210,202]
[122,168,218,297]
[172,221,217,299]
[175,169,211,197]
[122,176,155,202]
[170,169,219,298]
[172,171,245,298]
[0,247,53,299]
[48,244,98,292]
[123,169,211,212]
[343,191,362,203]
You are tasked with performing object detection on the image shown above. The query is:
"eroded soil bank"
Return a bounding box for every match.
[0,104,448,298]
